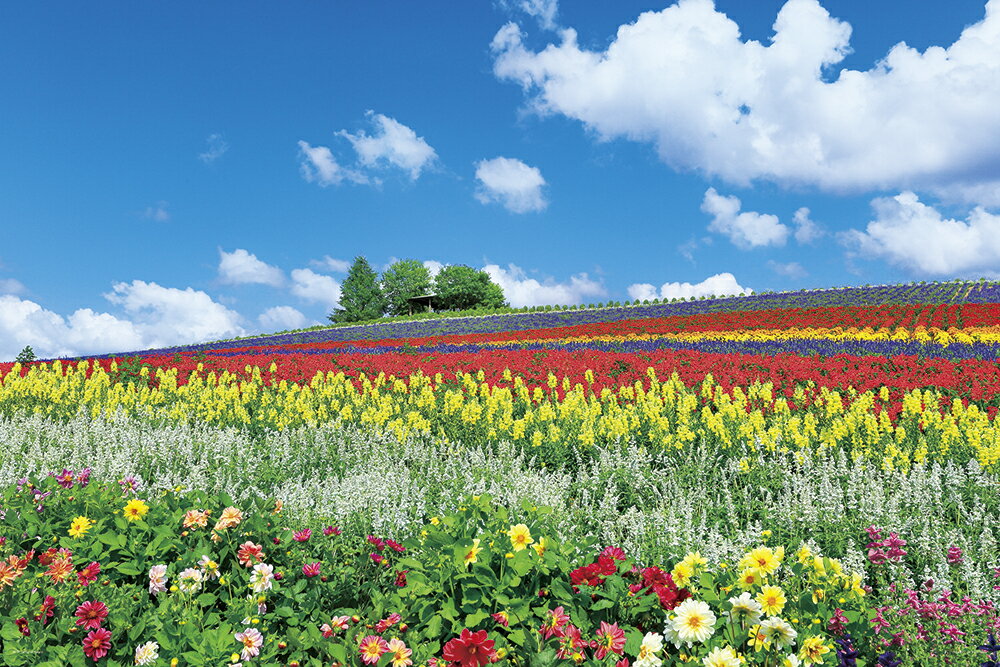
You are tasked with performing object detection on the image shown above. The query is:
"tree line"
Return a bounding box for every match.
[330,257,508,323]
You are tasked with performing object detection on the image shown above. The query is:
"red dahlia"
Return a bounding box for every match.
[75,600,109,630]
[82,627,112,660]
[442,628,496,667]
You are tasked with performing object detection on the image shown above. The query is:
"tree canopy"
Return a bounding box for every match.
[432,265,509,311]
[381,259,433,316]
[330,256,386,323]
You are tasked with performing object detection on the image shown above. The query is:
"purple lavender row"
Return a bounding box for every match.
[195,337,1000,362]
[75,281,995,361]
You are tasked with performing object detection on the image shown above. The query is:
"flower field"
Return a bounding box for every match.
[2,282,1000,666]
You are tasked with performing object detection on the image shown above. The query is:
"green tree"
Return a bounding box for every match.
[381,259,433,316]
[15,345,36,363]
[432,265,508,311]
[330,256,386,323]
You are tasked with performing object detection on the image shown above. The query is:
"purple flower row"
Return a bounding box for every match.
[72,281,998,361]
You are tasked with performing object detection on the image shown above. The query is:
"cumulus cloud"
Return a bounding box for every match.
[299,113,437,187]
[483,263,605,306]
[258,306,310,331]
[702,188,788,249]
[338,112,438,180]
[475,157,548,213]
[198,133,229,163]
[218,249,285,287]
[627,272,752,301]
[297,140,367,187]
[792,207,825,244]
[310,256,351,273]
[767,260,808,278]
[840,191,1000,275]
[0,295,144,361]
[423,260,445,278]
[142,201,170,222]
[492,0,1000,202]
[104,280,246,346]
[0,278,26,295]
[0,280,248,361]
[290,268,342,307]
[500,0,559,30]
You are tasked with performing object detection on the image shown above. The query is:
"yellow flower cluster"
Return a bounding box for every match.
[3,361,999,470]
[498,324,1000,347]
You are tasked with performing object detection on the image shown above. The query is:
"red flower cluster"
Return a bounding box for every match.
[629,566,692,610]
[570,553,623,589]
[441,628,497,667]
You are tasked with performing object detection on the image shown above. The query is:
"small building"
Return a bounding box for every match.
[406,293,436,315]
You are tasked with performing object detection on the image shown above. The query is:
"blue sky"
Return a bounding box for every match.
[2,0,999,360]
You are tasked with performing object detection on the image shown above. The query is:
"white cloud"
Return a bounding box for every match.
[104,280,246,346]
[0,280,248,361]
[474,157,548,213]
[792,207,824,244]
[767,260,808,278]
[0,295,144,361]
[627,272,752,301]
[218,249,285,287]
[483,263,605,306]
[423,260,445,278]
[297,140,367,187]
[310,255,351,273]
[492,0,1000,202]
[702,188,788,249]
[198,133,229,163]
[338,112,437,180]
[258,306,310,331]
[500,0,559,30]
[290,268,342,307]
[840,191,1000,275]
[142,201,170,222]
[0,278,26,295]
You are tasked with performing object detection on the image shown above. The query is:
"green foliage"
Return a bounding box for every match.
[14,345,36,364]
[381,259,433,317]
[432,265,508,311]
[331,256,386,324]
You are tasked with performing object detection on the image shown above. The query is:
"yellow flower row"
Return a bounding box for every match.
[2,361,999,469]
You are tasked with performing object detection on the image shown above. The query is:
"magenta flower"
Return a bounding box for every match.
[323,525,341,536]
[293,528,312,542]
[947,545,963,564]
[302,562,321,578]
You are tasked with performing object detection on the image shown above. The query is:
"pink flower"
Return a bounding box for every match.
[386,539,405,553]
[74,600,109,630]
[947,545,963,565]
[539,606,569,640]
[237,542,264,567]
[82,627,112,660]
[235,627,264,661]
[368,535,385,551]
[323,525,341,536]
[293,528,312,542]
[370,553,384,565]
[600,546,628,561]
[594,621,626,659]
[302,562,321,578]
[359,635,389,665]
[77,561,100,586]
[375,613,401,633]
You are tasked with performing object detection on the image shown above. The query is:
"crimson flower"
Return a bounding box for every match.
[293,528,312,542]
[77,561,101,586]
[15,618,29,636]
[75,600,109,630]
[35,595,56,625]
[82,627,112,660]
[442,629,496,667]
[594,621,626,659]
[237,541,264,567]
